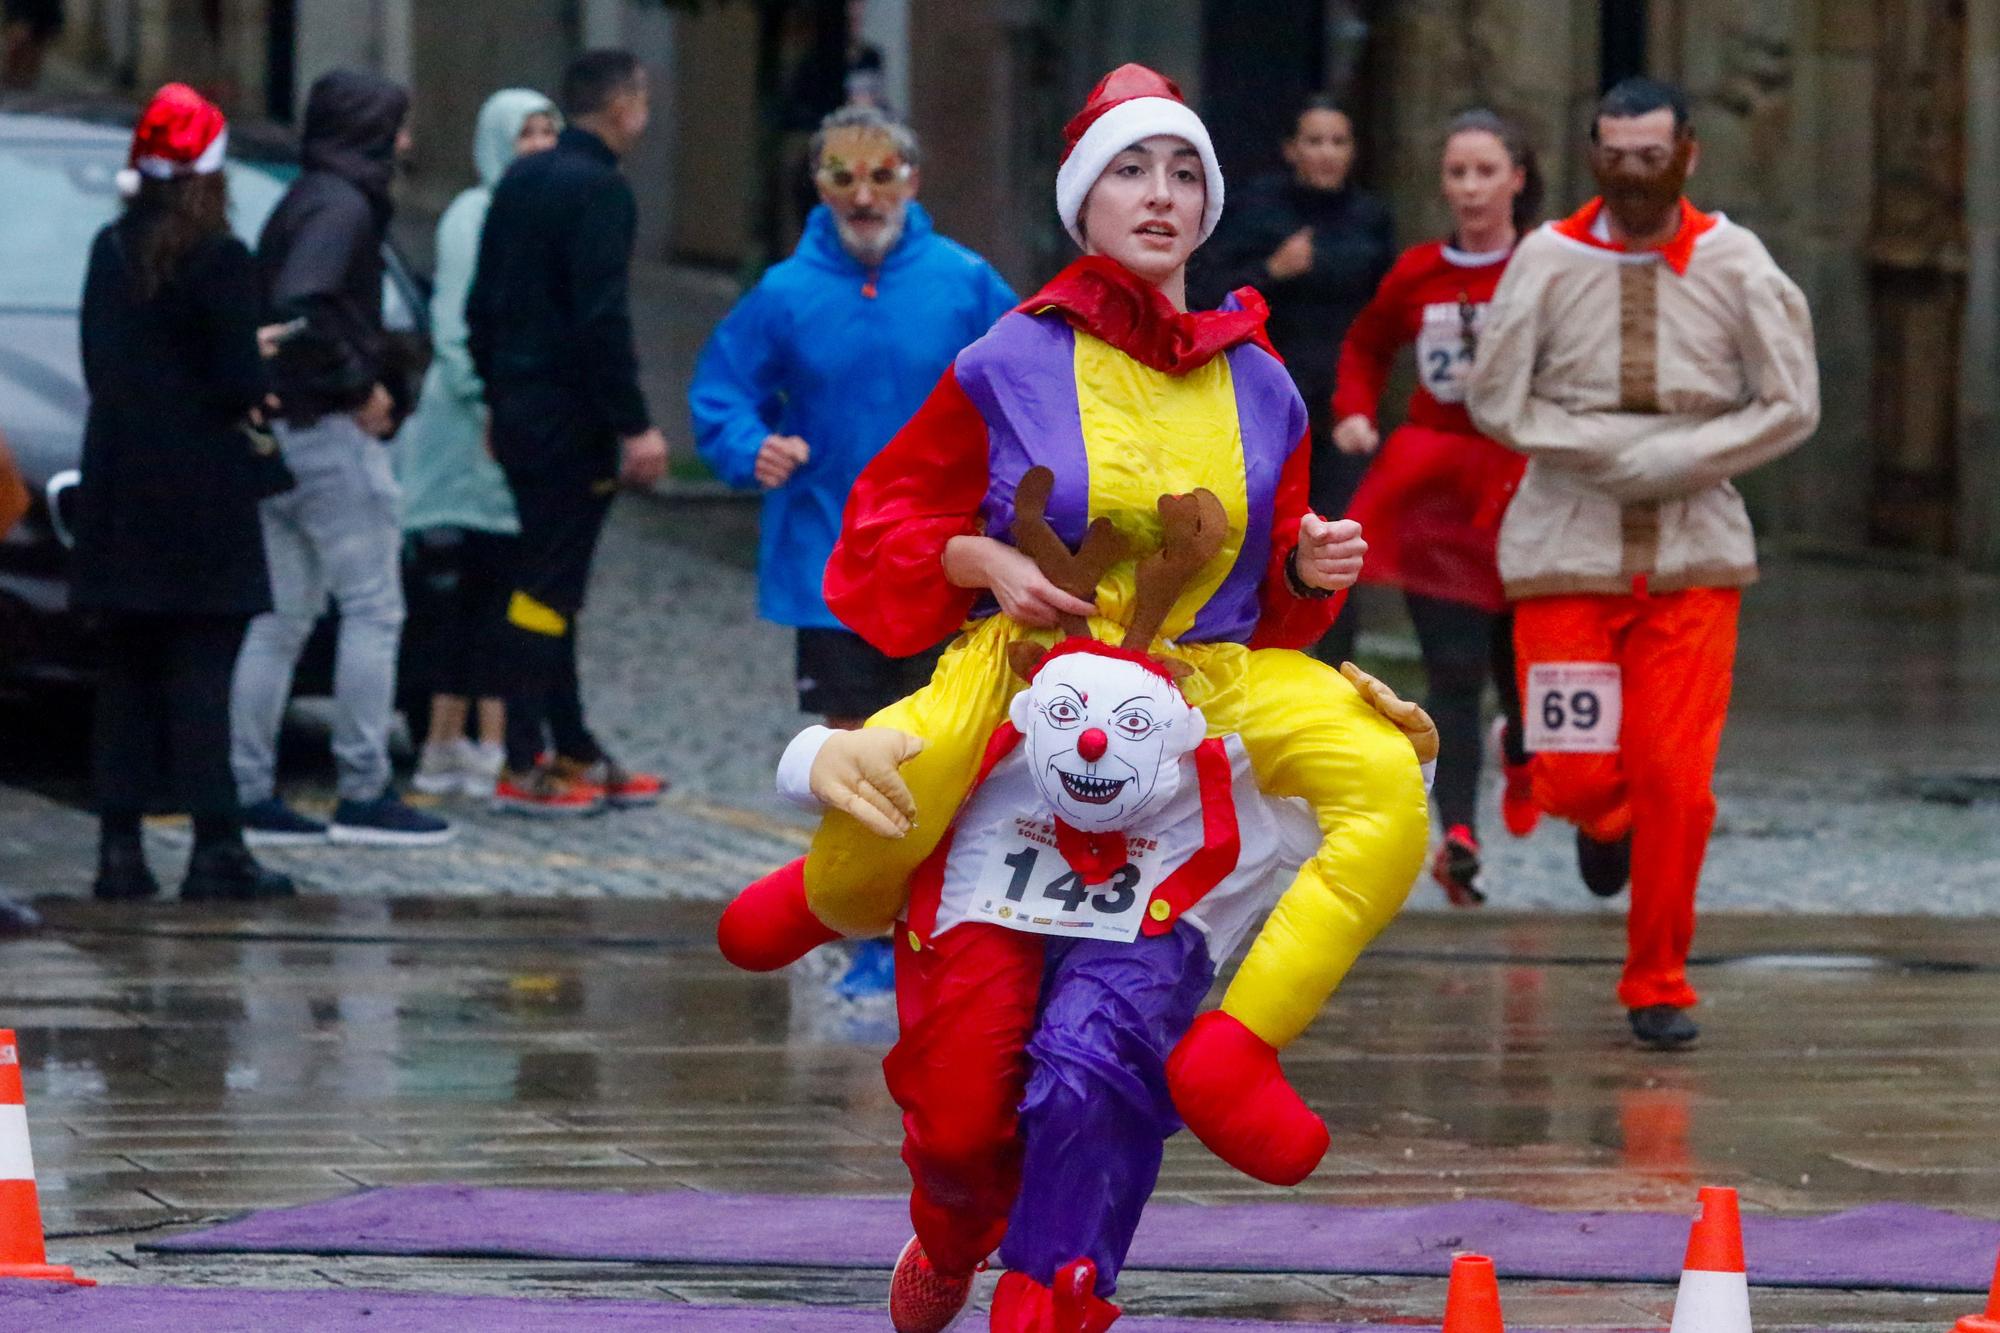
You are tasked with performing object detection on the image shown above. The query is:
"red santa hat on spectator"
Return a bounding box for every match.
[1055,63,1224,249]
[117,83,229,199]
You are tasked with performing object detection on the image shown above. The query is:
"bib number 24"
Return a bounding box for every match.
[1523,662,1621,753]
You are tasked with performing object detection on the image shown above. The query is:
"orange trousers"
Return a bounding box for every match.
[1512,586,1740,1010]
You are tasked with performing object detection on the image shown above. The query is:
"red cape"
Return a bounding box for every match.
[1016,255,1279,375]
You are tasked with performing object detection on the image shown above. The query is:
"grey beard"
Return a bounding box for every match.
[837,213,905,267]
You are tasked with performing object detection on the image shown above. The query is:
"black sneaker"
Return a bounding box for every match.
[1629,1004,1700,1050]
[181,843,296,901]
[0,895,43,936]
[242,798,330,846]
[93,840,161,901]
[1577,829,1632,898]
[329,789,455,847]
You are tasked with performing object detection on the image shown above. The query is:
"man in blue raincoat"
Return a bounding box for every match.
[692,105,1016,732]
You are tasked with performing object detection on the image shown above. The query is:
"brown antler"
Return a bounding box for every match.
[1122,488,1227,652]
[1009,466,1130,638]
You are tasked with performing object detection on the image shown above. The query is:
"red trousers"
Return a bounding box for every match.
[1512,586,1740,1010]
[883,922,1045,1278]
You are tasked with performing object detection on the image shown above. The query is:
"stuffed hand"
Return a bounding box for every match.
[1340,662,1440,765]
[810,729,925,838]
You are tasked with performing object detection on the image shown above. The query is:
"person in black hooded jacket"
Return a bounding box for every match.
[229,69,454,849]
[1190,95,1393,659]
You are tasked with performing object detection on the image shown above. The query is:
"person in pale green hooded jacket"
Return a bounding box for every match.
[395,88,561,797]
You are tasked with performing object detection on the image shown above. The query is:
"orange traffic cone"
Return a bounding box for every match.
[0,1029,93,1285]
[1953,1246,2000,1332]
[1442,1252,1506,1332]
[1669,1186,1749,1333]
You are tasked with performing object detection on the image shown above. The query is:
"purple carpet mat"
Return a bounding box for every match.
[142,1186,2000,1293]
[0,1282,1657,1333]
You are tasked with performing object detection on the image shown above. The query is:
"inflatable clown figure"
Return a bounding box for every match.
[716,64,1431,1324]
[769,479,1438,1331]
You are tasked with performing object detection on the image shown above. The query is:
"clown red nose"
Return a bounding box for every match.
[1077,728,1109,763]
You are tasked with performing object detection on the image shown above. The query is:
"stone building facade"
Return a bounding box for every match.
[42,0,2000,569]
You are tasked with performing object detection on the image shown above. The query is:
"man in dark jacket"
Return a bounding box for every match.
[230,69,452,848]
[0,431,37,933]
[467,49,669,814]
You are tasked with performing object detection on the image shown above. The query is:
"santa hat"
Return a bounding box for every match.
[1055,63,1224,250]
[118,83,229,199]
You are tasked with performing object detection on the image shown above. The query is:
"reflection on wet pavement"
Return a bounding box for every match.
[1,896,1992,1327]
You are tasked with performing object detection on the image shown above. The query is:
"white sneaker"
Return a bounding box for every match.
[411,739,471,796]
[460,741,505,799]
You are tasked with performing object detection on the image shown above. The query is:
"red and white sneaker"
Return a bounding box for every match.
[1493,715,1540,837]
[1430,823,1486,907]
[554,755,668,808]
[888,1234,974,1333]
[492,766,607,817]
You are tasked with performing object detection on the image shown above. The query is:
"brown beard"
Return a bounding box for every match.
[1594,138,1692,240]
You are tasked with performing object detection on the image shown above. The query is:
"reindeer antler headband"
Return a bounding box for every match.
[1005,465,1227,682]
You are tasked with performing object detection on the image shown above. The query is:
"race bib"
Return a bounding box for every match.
[1416,301,1484,404]
[967,816,1164,943]
[1524,663,1622,753]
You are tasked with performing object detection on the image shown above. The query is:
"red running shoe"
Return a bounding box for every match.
[493,766,607,818]
[1493,715,1540,837]
[1431,823,1486,907]
[554,755,667,808]
[888,1235,974,1333]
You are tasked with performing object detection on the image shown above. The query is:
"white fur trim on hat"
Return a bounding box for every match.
[1056,97,1223,250]
[132,125,229,181]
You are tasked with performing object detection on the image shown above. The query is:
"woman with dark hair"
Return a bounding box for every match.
[1332,107,1542,906]
[73,84,293,902]
[1191,93,1394,593]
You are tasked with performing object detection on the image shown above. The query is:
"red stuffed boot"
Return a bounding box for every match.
[716,857,841,971]
[1166,1010,1329,1186]
[991,1258,1121,1333]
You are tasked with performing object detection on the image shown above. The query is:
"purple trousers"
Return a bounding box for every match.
[995,921,1215,1293]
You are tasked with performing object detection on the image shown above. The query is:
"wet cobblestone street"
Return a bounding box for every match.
[2,499,1997,1328]
[4,898,1997,1328]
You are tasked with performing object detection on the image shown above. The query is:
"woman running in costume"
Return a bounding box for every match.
[775,476,1437,1332]
[1332,108,1542,905]
[717,64,1429,1304]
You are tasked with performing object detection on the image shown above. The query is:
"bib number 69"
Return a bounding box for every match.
[1523,662,1621,753]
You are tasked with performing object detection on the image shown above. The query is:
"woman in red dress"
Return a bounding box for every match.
[1332,109,1541,905]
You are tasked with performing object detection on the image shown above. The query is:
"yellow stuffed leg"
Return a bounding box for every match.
[802,615,1042,936]
[1214,649,1430,1047]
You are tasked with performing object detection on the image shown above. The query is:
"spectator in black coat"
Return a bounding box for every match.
[466,49,669,814]
[0,432,36,933]
[1191,93,1395,660]
[74,84,294,902]
[1192,95,1394,505]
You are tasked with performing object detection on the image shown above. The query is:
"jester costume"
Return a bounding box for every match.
[717,64,1430,1329]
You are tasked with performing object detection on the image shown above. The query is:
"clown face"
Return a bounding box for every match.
[1009,646,1205,833]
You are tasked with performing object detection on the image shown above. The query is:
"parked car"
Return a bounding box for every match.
[0,109,429,688]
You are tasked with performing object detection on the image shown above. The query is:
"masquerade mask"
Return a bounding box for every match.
[815,128,913,202]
